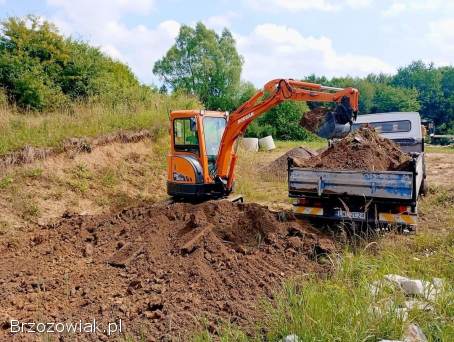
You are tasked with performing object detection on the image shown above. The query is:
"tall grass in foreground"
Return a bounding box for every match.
[194,186,454,341]
[0,93,200,155]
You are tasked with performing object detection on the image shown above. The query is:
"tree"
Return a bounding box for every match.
[371,84,420,113]
[153,22,243,111]
[391,61,446,124]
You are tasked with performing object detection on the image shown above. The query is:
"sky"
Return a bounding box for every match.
[1,0,453,86]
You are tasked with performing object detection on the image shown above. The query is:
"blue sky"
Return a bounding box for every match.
[1,0,453,86]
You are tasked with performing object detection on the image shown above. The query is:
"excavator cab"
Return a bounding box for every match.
[167,110,228,198]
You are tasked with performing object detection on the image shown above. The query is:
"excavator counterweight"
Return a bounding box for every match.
[167,79,359,199]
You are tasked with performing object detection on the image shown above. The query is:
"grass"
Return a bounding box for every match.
[0,93,199,155]
[425,145,454,154]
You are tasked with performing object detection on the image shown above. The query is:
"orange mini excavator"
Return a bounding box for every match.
[167,79,359,199]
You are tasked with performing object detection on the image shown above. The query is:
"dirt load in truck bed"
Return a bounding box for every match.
[292,127,412,171]
[0,200,333,340]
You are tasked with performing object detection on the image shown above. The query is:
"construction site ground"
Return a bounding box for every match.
[0,136,453,341]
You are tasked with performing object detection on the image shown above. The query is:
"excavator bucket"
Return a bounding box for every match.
[300,96,357,139]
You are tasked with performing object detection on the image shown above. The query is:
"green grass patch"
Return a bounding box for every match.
[0,93,199,156]
[425,145,454,154]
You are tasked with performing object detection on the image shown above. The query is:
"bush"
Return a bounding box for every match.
[0,15,150,112]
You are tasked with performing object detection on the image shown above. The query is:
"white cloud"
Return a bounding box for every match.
[235,23,393,85]
[426,19,454,63]
[46,0,180,84]
[204,11,239,30]
[382,0,454,17]
[245,0,373,12]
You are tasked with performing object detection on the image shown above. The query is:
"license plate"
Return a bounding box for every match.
[336,210,366,220]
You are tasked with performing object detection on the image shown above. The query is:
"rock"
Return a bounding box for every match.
[287,236,303,250]
[403,324,427,342]
[83,243,94,257]
[282,334,300,342]
[147,296,163,311]
[404,300,433,311]
[431,277,444,289]
[400,279,426,296]
[384,274,409,287]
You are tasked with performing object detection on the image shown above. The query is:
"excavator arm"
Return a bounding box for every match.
[215,79,359,192]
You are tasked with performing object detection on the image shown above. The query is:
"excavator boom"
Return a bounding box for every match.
[215,79,359,190]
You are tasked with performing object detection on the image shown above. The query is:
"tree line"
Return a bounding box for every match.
[154,23,454,137]
[1,16,453,137]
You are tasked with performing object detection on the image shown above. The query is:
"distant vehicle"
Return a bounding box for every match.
[289,112,426,231]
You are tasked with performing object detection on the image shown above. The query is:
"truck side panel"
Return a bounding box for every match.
[289,169,414,200]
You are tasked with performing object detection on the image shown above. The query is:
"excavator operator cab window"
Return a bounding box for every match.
[173,117,199,154]
[203,116,226,174]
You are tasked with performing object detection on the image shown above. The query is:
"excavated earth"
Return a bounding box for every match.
[299,107,332,132]
[291,127,412,171]
[260,146,316,179]
[0,200,334,341]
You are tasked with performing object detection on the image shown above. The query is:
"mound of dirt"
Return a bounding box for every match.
[261,147,316,179]
[299,107,332,132]
[293,127,412,171]
[0,201,333,340]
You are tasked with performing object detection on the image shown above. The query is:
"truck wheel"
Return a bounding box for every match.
[420,179,429,196]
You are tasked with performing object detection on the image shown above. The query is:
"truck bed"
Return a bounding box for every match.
[288,153,423,202]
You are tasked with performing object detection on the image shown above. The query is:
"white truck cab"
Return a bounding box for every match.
[352,112,423,153]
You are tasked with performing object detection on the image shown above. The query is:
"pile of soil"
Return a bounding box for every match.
[261,147,316,179]
[299,107,332,132]
[0,201,333,341]
[292,127,412,171]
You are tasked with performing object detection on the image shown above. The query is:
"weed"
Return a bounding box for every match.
[0,175,13,189]
[13,194,40,219]
[22,167,43,179]
[99,167,119,188]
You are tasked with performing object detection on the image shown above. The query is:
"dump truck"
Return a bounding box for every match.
[289,112,426,231]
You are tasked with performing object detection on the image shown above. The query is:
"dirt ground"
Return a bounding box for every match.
[425,152,454,187]
[0,201,333,341]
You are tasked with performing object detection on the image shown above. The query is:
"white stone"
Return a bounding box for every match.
[403,324,427,342]
[400,279,426,296]
[431,277,444,290]
[282,334,300,342]
[404,300,434,311]
[384,274,409,287]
